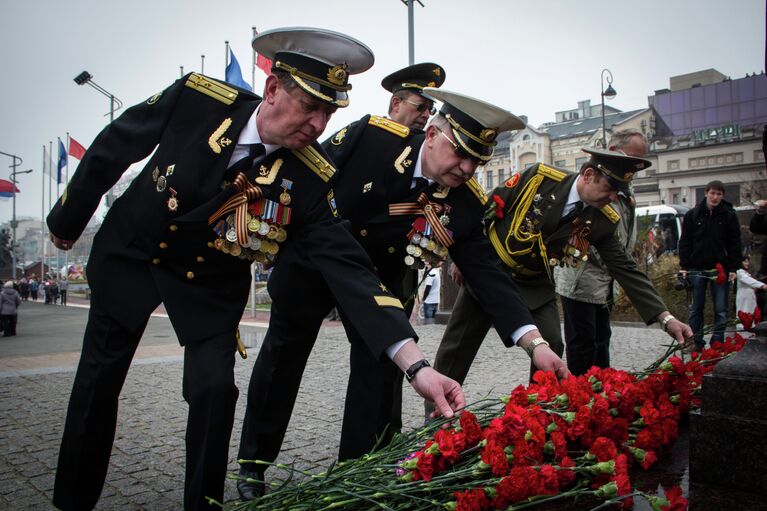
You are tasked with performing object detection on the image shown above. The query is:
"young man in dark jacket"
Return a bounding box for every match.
[679,180,742,350]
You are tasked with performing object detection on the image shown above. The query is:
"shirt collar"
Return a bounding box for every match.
[237,103,280,157]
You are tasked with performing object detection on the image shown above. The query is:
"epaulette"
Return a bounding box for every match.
[465,177,488,205]
[368,115,410,138]
[185,73,238,105]
[600,204,620,223]
[292,146,337,182]
[536,163,567,182]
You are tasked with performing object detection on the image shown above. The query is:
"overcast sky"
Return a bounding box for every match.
[1,0,764,221]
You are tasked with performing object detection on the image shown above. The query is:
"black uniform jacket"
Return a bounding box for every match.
[489,163,666,321]
[47,75,415,351]
[323,115,535,346]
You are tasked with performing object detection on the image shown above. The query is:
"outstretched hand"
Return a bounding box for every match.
[666,318,694,347]
[50,233,75,251]
[410,367,466,420]
[532,345,571,380]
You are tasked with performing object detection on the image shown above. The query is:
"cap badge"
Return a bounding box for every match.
[433,68,441,76]
[624,172,634,180]
[427,81,436,87]
[327,64,348,86]
[480,128,497,142]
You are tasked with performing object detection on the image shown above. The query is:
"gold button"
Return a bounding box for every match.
[169,224,178,232]
[186,271,195,279]
[207,242,214,248]
[360,229,368,237]
[159,242,168,249]
[152,258,161,265]
[511,272,517,278]
[388,247,395,253]
[196,256,205,263]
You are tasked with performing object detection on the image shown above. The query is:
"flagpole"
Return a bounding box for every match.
[225,41,230,74]
[56,137,61,200]
[64,133,70,278]
[48,140,53,277]
[251,27,257,93]
[41,145,46,282]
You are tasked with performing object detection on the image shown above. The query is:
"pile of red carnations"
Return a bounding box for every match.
[226,336,746,511]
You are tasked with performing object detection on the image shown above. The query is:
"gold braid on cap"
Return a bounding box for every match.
[444,114,498,147]
[400,82,425,90]
[274,60,352,91]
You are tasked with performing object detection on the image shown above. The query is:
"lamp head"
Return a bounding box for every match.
[74,71,92,85]
[603,84,617,99]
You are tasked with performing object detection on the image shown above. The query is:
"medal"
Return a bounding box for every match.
[214,238,224,250]
[413,246,423,258]
[230,243,242,256]
[267,224,279,240]
[225,229,237,243]
[167,187,179,212]
[275,228,288,243]
[406,245,416,256]
[258,222,270,236]
[156,175,167,192]
[411,233,422,244]
[404,255,415,267]
[152,166,160,182]
[279,178,293,206]
[248,218,260,232]
[249,237,262,251]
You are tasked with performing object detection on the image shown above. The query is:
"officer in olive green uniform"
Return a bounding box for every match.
[237,88,568,483]
[431,149,693,405]
[48,28,453,511]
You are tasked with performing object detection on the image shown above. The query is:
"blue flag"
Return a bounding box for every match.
[225,48,252,91]
[57,139,67,184]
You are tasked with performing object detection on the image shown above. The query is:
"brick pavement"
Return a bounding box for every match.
[0,301,671,510]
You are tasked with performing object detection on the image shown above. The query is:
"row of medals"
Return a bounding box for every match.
[404,232,449,269]
[213,212,288,263]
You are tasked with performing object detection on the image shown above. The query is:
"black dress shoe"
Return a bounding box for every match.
[237,468,265,501]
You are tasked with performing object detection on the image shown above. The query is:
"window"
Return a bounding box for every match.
[486,170,494,189]
[575,157,587,170]
[498,170,505,184]
[554,160,566,168]
[667,160,680,171]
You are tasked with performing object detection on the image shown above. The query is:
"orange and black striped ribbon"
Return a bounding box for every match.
[208,172,263,245]
[389,192,454,248]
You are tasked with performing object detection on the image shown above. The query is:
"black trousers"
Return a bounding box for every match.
[560,296,612,376]
[238,259,409,469]
[53,298,238,511]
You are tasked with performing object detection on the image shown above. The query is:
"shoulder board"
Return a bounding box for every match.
[600,204,620,223]
[292,146,337,182]
[465,177,488,205]
[368,115,410,138]
[536,163,567,182]
[185,73,238,105]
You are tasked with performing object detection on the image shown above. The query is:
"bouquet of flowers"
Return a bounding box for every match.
[224,337,746,511]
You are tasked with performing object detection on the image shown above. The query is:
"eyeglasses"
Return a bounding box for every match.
[403,99,436,115]
[436,127,481,164]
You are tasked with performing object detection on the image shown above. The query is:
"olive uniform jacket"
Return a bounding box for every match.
[47,75,415,352]
[323,115,535,345]
[488,163,665,322]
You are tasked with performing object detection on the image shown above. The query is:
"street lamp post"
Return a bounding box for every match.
[9,168,33,280]
[73,71,123,207]
[600,69,617,148]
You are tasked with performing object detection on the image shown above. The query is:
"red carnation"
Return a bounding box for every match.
[492,194,506,219]
[454,488,491,511]
[481,439,509,477]
[738,310,754,330]
[662,486,689,511]
[459,410,482,447]
[715,263,726,284]
[589,437,618,462]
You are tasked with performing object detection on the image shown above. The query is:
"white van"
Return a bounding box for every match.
[634,204,689,253]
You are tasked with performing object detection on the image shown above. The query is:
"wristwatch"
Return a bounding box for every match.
[660,314,676,332]
[405,359,431,382]
[523,337,549,358]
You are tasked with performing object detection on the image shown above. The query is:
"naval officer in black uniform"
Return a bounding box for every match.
[49,27,463,511]
[236,89,569,497]
[382,62,446,130]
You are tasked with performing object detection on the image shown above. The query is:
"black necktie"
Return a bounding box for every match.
[412,177,428,190]
[226,143,266,180]
[558,201,584,228]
